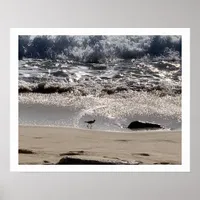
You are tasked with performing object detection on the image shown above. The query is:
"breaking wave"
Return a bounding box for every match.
[19,35,181,63]
[19,58,181,97]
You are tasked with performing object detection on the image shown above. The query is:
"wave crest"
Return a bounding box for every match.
[19,35,181,63]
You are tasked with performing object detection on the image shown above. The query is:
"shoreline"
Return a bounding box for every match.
[19,124,177,133]
[19,101,182,132]
[19,125,181,165]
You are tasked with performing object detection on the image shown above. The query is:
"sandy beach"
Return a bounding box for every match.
[19,126,181,165]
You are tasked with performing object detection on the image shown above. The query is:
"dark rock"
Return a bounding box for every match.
[56,156,138,165]
[128,121,163,130]
[57,157,113,165]
[19,149,35,154]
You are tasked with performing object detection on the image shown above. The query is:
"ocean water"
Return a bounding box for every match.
[18,35,182,131]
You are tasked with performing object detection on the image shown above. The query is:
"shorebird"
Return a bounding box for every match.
[85,119,96,129]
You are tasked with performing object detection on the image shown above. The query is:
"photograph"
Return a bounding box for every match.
[11,28,189,171]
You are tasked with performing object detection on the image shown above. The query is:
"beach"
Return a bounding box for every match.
[19,126,181,165]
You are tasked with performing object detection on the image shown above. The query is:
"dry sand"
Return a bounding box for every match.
[19,126,181,165]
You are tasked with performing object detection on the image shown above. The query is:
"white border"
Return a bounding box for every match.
[10,28,190,172]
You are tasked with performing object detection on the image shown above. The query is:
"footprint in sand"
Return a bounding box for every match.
[115,139,132,142]
[19,149,35,154]
[59,150,85,156]
[132,153,150,157]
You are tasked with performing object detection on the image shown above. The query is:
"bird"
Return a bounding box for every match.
[85,119,96,129]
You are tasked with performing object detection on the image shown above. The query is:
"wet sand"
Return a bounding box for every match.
[19,126,181,165]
